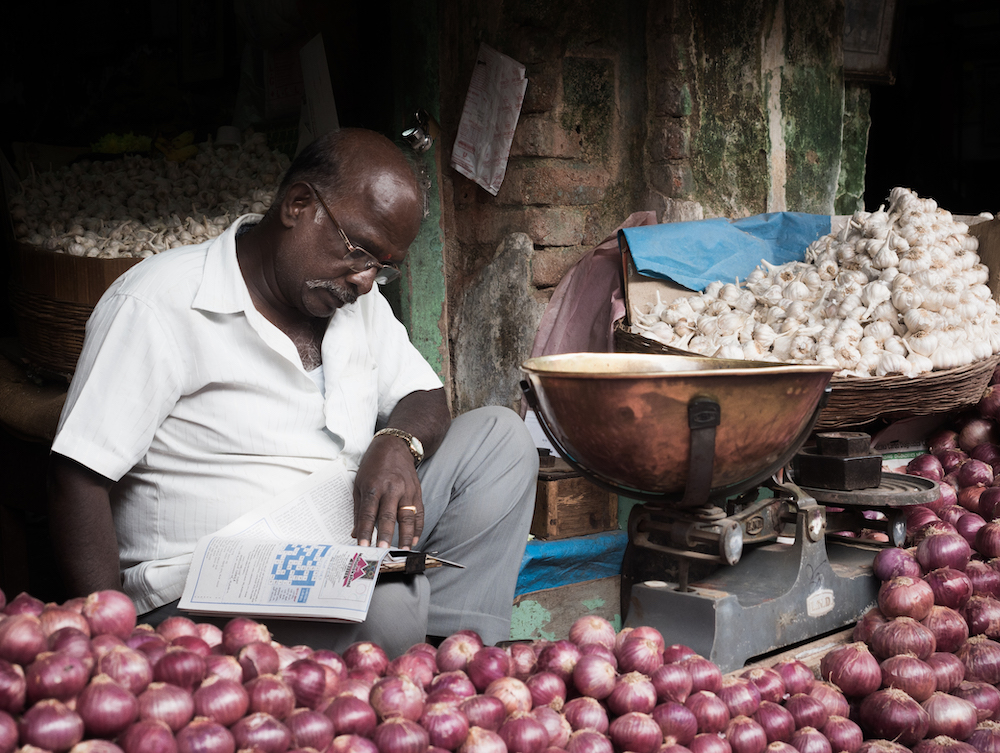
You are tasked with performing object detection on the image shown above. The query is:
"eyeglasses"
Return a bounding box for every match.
[308,184,402,285]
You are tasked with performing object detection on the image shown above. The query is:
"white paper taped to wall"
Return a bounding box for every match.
[451,43,527,196]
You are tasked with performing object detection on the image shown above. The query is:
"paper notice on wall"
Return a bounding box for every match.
[451,43,527,196]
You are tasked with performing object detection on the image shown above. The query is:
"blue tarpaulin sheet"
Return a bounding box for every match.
[514,530,629,597]
[619,212,831,292]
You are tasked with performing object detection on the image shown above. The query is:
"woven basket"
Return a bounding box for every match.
[10,242,141,380]
[613,321,1000,429]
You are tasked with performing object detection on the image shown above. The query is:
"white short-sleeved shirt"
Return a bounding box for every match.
[51,215,443,613]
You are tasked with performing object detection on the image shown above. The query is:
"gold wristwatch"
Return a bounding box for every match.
[374,428,424,467]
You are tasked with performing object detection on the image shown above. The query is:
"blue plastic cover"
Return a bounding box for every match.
[619,212,832,292]
[515,530,629,597]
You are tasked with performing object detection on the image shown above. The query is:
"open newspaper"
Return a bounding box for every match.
[179,462,461,622]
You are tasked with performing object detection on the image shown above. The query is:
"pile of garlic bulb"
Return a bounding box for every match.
[630,187,1000,377]
[8,131,289,259]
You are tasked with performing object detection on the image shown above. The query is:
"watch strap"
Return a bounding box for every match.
[373,427,424,466]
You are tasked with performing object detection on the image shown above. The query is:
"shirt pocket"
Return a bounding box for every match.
[324,363,379,467]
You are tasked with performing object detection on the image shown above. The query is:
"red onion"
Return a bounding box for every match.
[918,533,973,575]
[907,453,944,481]
[39,608,91,638]
[653,662,694,703]
[334,676,372,702]
[459,695,506,732]
[498,711,550,753]
[959,417,1000,453]
[608,711,662,753]
[0,613,47,665]
[155,616,198,641]
[967,721,1000,753]
[26,650,91,702]
[321,693,377,737]
[880,654,936,701]
[330,733,379,753]
[962,459,997,488]
[926,568,975,610]
[281,658,328,710]
[936,483,960,510]
[176,719,237,753]
[340,641,388,678]
[664,644,698,664]
[942,504,972,526]
[967,560,1000,597]
[718,676,761,717]
[960,515,989,549]
[118,718,177,753]
[458,726,508,753]
[428,670,477,701]
[821,715,863,753]
[18,698,84,751]
[783,693,828,731]
[532,705,570,748]
[569,615,616,649]
[525,670,567,708]
[372,716,428,753]
[686,690,730,733]
[48,626,95,665]
[923,606,971,653]
[978,523,1000,559]
[909,508,943,538]
[856,741,911,753]
[192,675,248,726]
[203,654,241,684]
[923,691,979,740]
[76,673,138,738]
[926,651,966,692]
[980,386,1000,421]
[859,687,930,746]
[370,674,425,721]
[386,652,434,691]
[283,707,334,751]
[244,674,295,719]
[873,548,923,581]
[220,617,270,656]
[818,642,880,698]
[0,659,24,715]
[690,732,732,753]
[436,633,482,673]
[0,710,14,753]
[870,616,937,660]
[418,703,470,750]
[82,591,136,639]
[981,489,1000,520]
[5,591,44,616]
[853,608,889,644]
[914,737,981,753]
[807,682,848,719]
[239,641,280,682]
[153,648,205,691]
[608,671,657,716]
[753,700,796,743]
[137,681,195,731]
[957,635,1000,684]
[771,659,815,695]
[952,681,1000,722]
[962,487,990,515]
[964,595,1000,639]
[789,726,830,753]
[231,712,291,753]
[652,701,699,744]
[563,695,609,733]
[507,643,537,680]
[682,654,723,693]
[740,667,784,704]
[536,640,581,683]
[467,647,510,692]
[619,635,664,675]
[485,676,532,716]
[879,576,937,621]
[99,645,153,695]
[725,715,768,753]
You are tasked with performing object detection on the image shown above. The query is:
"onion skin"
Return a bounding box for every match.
[652,701,699,745]
[459,695,506,733]
[917,533,973,574]
[821,715,863,753]
[789,726,831,753]
[725,715,768,753]
[685,690,731,734]
[608,671,658,717]
[926,651,966,693]
[652,662,694,704]
[525,670,568,708]
[873,548,923,581]
[0,614,47,666]
[369,674,425,722]
[783,694,828,731]
[854,608,889,644]
[807,682,849,719]
[858,687,930,746]
[978,523,1000,560]
[819,642,881,698]
[17,698,85,752]
[562,695,609,733]
[618,635,665,676]
[320,694,377,738]
[221,617,270,657]
[922,691,979,741]
[856,740,911,753]
[82,591,137,640]
[192,676,249,727]
[952,681,1000,723]
[608,711,663,753]
[912,736,981,753]
[870,616,937,660]
[76,673,139,739]
[137,682,195,731]
[740,667,784,704]
[330,733,379,753]
[966,721,1000,753]
[569,615,617,649]
[230,712,291,753]
[536,640,581,684]
[718,676,762,717]
[467,647,510,693]
[0,710,14,753]
[880,654,937,702]
[957,635,1000,684]
[531,705,571,748]
[118,718,178,753]
[26,650,91,703]
[925,568,976,611]
[436,634,482,674]
[771,660,815,695]
[753,700,796,743]
[246,674,296,720]
[372,717,429,753]
[98,646,153,696]
[923,606,971,654]
[963,596,1000,639]
[681,655,723,694]
[690,732,733,753]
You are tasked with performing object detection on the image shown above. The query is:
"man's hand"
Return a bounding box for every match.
[353,435,423,548]
[352,388,450,549]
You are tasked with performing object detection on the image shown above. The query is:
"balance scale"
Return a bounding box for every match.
[521,353,938,673]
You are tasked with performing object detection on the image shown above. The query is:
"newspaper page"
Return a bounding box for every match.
[451,43,527,196]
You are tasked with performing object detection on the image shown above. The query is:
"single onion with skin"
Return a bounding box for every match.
[922,605,970,654]
[956,635,1000,684]
[568,615,616,649]
[562,695,609,733]
[725,715,768,753]
[916,533,973,576]
[926,651,966,693]
[879,653,936,702]
[459,695,506,732]
[525,670,566,708]
[753,700,796,743]
[858,687,930,746]
[320,693,377,738]
[717,676,761,717]
[685,690,730,734]
[607,671,658,717]
[818,642,881,698]
[924,568,975,611]
[878,576,937,621]
[870,616,937,660]
[137,682,195,731]
[652,701,699,745]
[372,717,429,753]
[821,715,863,753]
[17,698,84,752]
[82,591,137,640]
[922,691,979,740]
[770,660,815,695]
[75,673,139,739]
[570,655,614,701]
[117,718,177,753]
[608,711,663,753]
[872,548,923,581]
[951,680,1000,722]
[740,667,784,704]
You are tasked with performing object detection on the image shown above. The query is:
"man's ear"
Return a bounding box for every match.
[278,182,315,228]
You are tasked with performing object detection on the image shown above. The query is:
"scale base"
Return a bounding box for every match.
[624,520,878,673]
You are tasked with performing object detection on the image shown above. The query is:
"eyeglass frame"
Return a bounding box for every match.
[306,183,402,285]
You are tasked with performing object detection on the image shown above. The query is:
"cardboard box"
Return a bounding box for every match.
[532,457,618,540]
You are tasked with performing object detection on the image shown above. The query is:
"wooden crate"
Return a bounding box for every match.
[531,457,618,540]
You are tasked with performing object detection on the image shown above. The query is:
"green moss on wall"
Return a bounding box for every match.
[836,82,871,215]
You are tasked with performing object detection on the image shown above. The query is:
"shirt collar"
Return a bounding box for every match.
[191,214,262,314]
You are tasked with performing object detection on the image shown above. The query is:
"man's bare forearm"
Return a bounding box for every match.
[382,387,451,459]
[47,452,123,596]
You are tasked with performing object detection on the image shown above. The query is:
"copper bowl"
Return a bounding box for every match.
[521,353,835,503]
